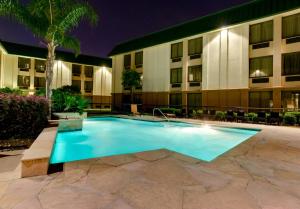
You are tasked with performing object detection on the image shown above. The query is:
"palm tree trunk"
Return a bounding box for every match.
[46,42,56,119]
[131,87,134,104]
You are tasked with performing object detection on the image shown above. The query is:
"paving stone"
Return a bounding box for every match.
[184,164,232,192]
[183,186,260,209]
[120,178,183,209]
[246,180,300,209]
[102,198,135,209]
[100,154,138,166]
[134,149,171,161]
[12,197,42,209]
[141,157,199,186]
[0,176,51,209]
[39,185,115,209]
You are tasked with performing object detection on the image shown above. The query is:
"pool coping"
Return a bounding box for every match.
[21,127,58,178]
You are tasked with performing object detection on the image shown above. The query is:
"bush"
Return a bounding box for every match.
[191,109,203,118]
[160,107,182,116]
[215,111,226,121]
[283,113,297,125]
[0,93,49,140]
[0,87,22,95]
[246,112,257,122]
[52,86,89,114]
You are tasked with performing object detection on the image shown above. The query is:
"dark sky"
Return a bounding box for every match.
[0,0,251,57]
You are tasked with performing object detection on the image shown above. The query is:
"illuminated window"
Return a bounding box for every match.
[171,42,183,59]
[18,57,31,71]
[188,65,202,82]
[282,52,300,76]
[84,66,93,78]
[170,68,182,84]
[249,56,273,78]
[250,20,273,44]
[35,59,46,73]
[18,75,30,89]
[282,13,300,39]
[188,37,203,56]
[135,51,143,67]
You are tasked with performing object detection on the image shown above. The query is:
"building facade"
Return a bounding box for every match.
[0,41,112,108]
[110,0,300,113]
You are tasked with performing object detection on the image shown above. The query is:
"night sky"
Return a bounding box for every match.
[0,0,251,57]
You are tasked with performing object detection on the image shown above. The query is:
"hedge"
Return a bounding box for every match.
[0,93,49,140]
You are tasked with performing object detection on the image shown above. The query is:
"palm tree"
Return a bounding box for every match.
[0,0,98,117]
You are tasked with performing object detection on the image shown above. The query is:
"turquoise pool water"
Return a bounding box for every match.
[50,117,259,164]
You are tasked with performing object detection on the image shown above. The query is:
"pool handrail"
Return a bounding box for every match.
[153,108,169,121]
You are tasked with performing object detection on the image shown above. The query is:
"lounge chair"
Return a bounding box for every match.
[237,110,245,122]
[226,110,235,122]
[131,104,141,116]
[268,112,280,125]
[256,111,267,124]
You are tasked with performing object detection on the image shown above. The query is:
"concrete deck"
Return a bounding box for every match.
[0,120,300,209]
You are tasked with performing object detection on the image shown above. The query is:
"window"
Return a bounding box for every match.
[282,52,300,76]
[34,77,46,88]
[249,56,273,78]
[170,68,182,84]
[18,57,31,71]
[84,66,93,78]
[84,81,93,93]
[135,51,143,67]
[72,64,81,76]
[250,20,273,44]
[282,91,300,109]
[188,65,202,82]
[249,91,273,108]
[188,37,203,56]
[17,75,30,88]
[282,13,300,39]
[35,59,46,73]
[72,80,81,92]
[171,42,183,59]
[169,93,182,107]
[188,93,202,109]
[124,54,131,69]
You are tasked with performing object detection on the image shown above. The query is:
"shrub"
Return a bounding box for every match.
[0,93,49,140]
[215,111,226,121]
[283,113,297,125]
[52,86,89,114]
[191,109,203,118]
[0,87,22,95]
[246,112,257,122]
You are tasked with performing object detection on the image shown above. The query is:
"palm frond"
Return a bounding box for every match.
[58,2,98,33]
[0,0,46,38]
[60,35,80,56]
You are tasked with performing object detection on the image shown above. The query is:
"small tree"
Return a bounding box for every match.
[122,69,141,104]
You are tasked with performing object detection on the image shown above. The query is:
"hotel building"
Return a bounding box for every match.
[0,41,112,108]
[109,0,300,113]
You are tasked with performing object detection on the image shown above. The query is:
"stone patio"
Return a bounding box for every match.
[1,120,300,209]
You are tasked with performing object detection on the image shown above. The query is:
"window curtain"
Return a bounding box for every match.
[249,91,272,108]
[283,13,300,39]
[250,56,273,77]
[250,20,273,44]
[188,38,203,55]
[283,52,300,75]
[171,68,182,84]
[171,42,183,59]
[188,65,202,82]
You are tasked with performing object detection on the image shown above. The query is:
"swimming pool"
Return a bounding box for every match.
[50,117,259,164]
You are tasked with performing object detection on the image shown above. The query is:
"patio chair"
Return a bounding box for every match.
[226,110,235,122]
[131,104,141,116]
[256,111,267,124]
[237,110,245,122]
[268,112,280,125]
